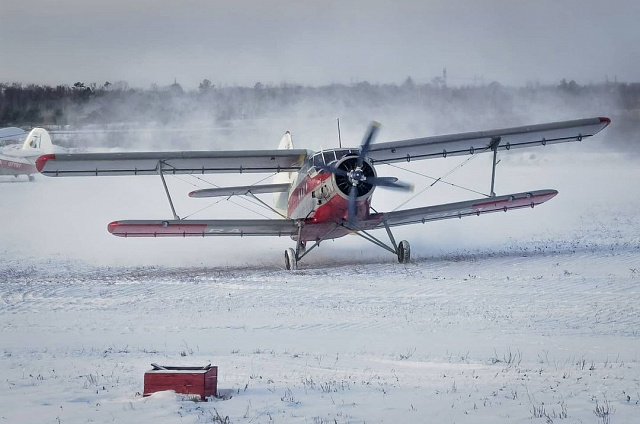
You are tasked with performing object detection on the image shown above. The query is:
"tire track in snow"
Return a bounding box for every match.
[1,244,639,340]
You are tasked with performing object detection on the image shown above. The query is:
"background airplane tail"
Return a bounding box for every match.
[21,128,55,154]
[273,131,294,216]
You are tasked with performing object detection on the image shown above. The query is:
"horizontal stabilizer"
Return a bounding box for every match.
[189,183,290,198]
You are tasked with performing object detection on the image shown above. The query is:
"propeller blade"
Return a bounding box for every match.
[367,176,398,185]
[358,121,380,167]
[347,184,358,228]
[317,163,348,177]
[367,176,414,191]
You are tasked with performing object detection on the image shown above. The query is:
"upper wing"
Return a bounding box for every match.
[361,189,558,230]
[36,149,308,177]
[367,117,610,164]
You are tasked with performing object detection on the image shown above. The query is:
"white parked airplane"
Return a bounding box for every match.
[36,117,610,269]
[1,128,56,181]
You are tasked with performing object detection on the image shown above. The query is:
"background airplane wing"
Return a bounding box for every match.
[367,117,610,164]
[107,219,300,237]
[36,149,308,176]
[0,127,27,141]
[362,189,558,229]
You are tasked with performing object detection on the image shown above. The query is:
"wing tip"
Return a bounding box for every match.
[36,154,56,173]
[599,117,611,126]
[107,221,119,234]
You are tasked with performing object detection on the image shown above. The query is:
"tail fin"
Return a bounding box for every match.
[277,130,294,150]
[21,128,54,154]
[273,131,294,216]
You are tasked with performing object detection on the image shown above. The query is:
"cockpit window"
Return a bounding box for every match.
[311,149,359,169]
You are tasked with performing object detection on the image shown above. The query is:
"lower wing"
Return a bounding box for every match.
[106,190,556,240]
[362,189,558,229]
[107,219,299,238]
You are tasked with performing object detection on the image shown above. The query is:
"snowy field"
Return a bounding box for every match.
[1,130,639,423]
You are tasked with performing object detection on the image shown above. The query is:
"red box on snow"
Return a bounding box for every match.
[143,364,217,400]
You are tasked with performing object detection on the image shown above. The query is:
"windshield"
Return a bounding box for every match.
[310,149,358,168]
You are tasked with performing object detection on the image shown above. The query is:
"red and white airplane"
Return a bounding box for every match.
[1,128,56,181]
[36,117,610,269]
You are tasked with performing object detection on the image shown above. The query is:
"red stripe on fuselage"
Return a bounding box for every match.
[287,171,372,224]
[288,172,332,218]
[0,158,37,175]
[308,192,370,223]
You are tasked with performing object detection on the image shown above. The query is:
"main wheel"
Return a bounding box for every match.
[285,248,297,270]
[28,175,35,182]
[397,240,411,264]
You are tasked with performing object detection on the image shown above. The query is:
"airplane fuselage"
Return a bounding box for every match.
[286,148,378,241]
[0,148,38,176]
[0,128,55,178]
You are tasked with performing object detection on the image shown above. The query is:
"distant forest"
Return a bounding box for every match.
[2,79,639,127]
[1,78,639,152]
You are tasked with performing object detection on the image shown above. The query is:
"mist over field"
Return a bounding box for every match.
[1,103,638,422]
[0,80,637,268]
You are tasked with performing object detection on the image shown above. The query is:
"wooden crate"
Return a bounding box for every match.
[143,364,217,400]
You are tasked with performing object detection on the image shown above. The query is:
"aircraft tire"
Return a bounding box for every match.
[285,248,297,270]
[28,175,35,182]
[397,240,411,264]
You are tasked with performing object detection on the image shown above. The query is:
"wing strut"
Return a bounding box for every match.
[382,215,398,252]
[295,223,341,262]
[352,228,398,254]
[157,161,180,220]
[489,137,501,197]
[347,210,402,256]
[246,191,288,219]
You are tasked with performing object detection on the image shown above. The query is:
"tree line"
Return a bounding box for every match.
[1,79,639,128]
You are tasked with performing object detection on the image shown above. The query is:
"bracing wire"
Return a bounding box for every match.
[385,163,489,198]
[161,164,280,220]
[390,153,484,212]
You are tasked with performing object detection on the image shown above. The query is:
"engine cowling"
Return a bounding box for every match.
[331,155,377,200]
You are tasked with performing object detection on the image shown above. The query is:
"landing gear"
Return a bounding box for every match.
[28,175,35,182]
[285,248,297,270]
[397,240,411,264]
[282,218,412,270]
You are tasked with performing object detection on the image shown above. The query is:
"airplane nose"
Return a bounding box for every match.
[351,169,364,182]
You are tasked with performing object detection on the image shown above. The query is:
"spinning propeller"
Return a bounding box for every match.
[319,122,412,228]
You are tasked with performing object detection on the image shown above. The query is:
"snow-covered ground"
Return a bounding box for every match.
[1,132,639,423]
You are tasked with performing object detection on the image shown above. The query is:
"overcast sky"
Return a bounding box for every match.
[1,0,639,89]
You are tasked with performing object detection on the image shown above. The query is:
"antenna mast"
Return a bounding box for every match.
[337,118,342,149]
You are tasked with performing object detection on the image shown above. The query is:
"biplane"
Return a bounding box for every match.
[0,128,56,181]
[36,117,610,269]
